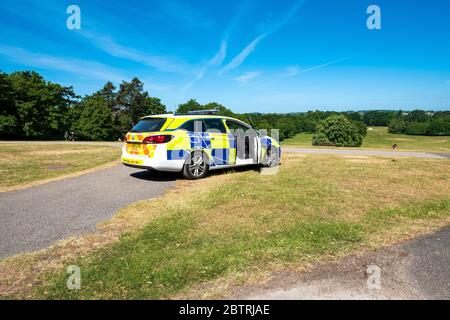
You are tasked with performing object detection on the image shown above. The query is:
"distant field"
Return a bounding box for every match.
[0,143,120,192]
[282,127,450,152]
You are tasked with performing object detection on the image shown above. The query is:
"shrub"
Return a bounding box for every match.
[388,118,406,133]
[352,120,368,137]
[406,121,429,135]
[311,132,331,146]
[312,115,363,147]
[427,118,450,135]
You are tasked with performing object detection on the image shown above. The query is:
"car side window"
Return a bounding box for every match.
[179,119,205,132]
[204,118,227,134]
[225,120,250,132]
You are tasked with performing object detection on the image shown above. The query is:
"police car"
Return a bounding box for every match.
[121,110,281,179]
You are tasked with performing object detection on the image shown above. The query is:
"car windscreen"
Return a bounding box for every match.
[130,118,167,132]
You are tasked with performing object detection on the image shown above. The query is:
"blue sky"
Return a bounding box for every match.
[1,0,449,112]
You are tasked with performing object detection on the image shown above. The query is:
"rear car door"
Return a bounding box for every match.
[224,119,258,165]
[203,118,231,166]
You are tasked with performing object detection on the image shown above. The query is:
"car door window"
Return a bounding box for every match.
[179,119,205,132]
[225,120,251,134]
[204,118,227,134]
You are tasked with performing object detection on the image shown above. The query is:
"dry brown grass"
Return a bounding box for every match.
[0,169,236,298]
[0,153,449,299]
[0,160,120,193]
[0,143,121,192]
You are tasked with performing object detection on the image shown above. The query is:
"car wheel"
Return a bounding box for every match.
[263,147,279,167]
[182,150,209,179]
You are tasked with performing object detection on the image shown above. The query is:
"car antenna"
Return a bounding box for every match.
[247,114,256,128]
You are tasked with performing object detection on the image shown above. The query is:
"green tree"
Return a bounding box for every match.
[362,111,395,126]
[176,99,202,113]
[312,115,363,147]
[0,72,17,138]
[6,71,76,139]
[352,120,368,137]
[275,117,297,140]
[75,95,114,141]
[144,96,167,115]
[405,109,429,123]
[114,78,166,137]
[406,121,429,135]
[388,118,406,133]
[427,112,450,135]
[175,100,234,116]
[116,77,148,126]
[203,102,235,116]
[99,81,117,110]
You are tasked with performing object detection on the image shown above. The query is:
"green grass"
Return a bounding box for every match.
[282,127,450,152]
[0,143,120,190]
[34,154,450,299]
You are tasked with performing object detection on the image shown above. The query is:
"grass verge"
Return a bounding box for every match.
[0,143,121,192]
[0,153,449,299]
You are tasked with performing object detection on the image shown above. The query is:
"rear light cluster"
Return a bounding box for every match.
[142,135,173,144]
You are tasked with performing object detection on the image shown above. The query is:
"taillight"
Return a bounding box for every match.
[142,135,173,144]
[123,135,128,143]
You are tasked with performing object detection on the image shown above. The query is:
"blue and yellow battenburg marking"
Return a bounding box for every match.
[166,131,237,166]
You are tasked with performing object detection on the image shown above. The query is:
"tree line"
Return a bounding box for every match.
[0,71,166,141]
[1,70,448,141]
[387,110,450,136]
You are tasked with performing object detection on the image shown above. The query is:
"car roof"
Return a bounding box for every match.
[141,114,241,121]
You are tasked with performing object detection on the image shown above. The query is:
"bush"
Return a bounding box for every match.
[312,115,363,147]
[427,116,450,135]
[311,132,332,146]
[388,118,406,133]
[406,121,429,135]
[352,120,368,137]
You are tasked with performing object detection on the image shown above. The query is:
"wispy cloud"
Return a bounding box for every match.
[253,56,352,89]
[284,65,301,77]
[210,40,228,66]
[0,45,127,82]
[218,34,266,75]
[83,32,195,75]
[184,40,228,90]
[234,71,261,85]
[182,1,248,90]
[294,56,352,75]
[219,0,306,75]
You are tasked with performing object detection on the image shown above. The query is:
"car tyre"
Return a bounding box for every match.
[182,150,209,179]
[263,147,279,167]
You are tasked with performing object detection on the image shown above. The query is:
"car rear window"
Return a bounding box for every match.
[130,118,167,132]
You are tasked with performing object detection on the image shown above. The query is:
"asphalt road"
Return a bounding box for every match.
[237,227,450,299]
[0,165,175,259]
[284,147,450,159]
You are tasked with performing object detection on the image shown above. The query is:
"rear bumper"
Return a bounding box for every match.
[121,145,185,172]
[122,162,155,170]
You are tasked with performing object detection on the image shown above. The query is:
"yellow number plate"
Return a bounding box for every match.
[129,144,141,151]
[122,157,144,165]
